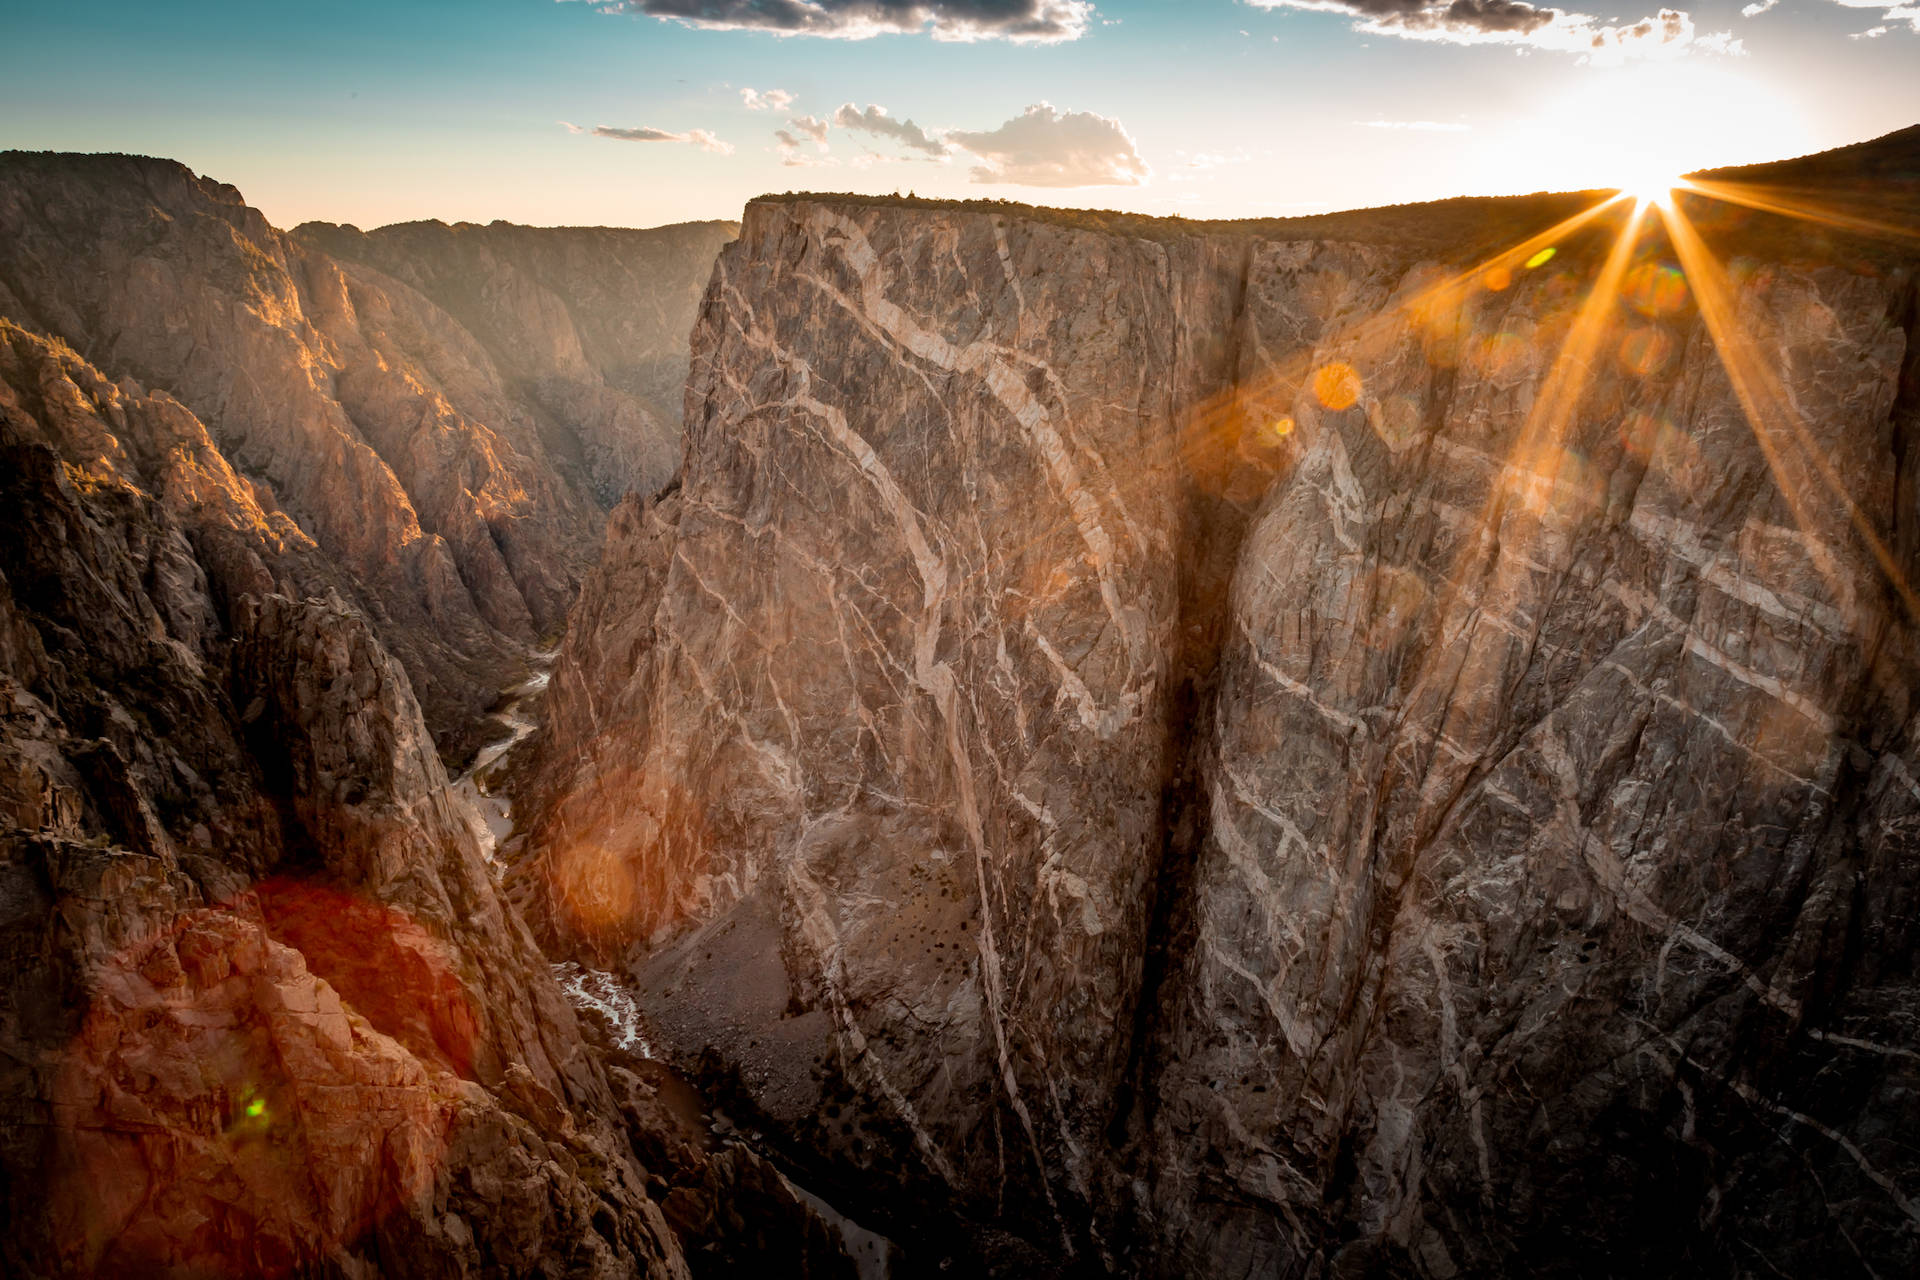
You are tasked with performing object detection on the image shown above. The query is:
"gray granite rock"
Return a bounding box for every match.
[519,190,1920,1275]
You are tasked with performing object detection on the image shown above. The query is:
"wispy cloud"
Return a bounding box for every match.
[1358,118,1471,130]
[567,0,1093,42]
[775,128,840,166]
[561,121,734,153]
[832,103,951,156]
[1827,0,1920,34]
[741,87,795,111]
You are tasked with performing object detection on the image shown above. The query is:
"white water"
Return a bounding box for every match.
[452,653,556,871]
[552,961,656,1058]
[452,653,889,1274]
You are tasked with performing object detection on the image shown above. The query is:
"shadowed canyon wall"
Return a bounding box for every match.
[517,172,1920,1275]
[0,154,760,1277]
[0,151,734,761]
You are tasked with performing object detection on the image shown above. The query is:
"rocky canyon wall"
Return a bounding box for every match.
[0,154,775,1277]
[293,217,735,507]
[517,176,1920,1276]
[0,323,688,1276]
[0,151,734,760]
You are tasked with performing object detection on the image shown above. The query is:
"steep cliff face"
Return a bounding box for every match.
[518,174,1920,1273]
[0,152,732,760]
[0,324,691,1277]
[294,218,737,506]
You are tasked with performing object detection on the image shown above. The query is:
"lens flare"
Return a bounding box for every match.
[1312,362,1362,411]
[1625,261,1689,317]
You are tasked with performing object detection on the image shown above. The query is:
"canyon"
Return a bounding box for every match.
[4,130,1920,1277]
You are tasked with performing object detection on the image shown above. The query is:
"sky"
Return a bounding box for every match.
[1,0,1915,231]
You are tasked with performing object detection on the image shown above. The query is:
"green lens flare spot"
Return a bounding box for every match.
[1525,247,1557,270]
[245,1099,266,1119]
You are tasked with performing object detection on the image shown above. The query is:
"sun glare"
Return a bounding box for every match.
[1490,64,1811,199]
[1621,172,1686,209]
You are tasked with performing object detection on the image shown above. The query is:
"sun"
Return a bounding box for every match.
[1619,170,1687,210]
[1487,64,1813,202]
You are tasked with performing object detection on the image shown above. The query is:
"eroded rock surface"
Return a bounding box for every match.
[518,163,1920,1275]
[0,259,691,1276]
[295,217,737,506]
[0,151,732,760]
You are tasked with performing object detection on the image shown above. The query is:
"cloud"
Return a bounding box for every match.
[775,129,840,166]
[562,121,734,153]
[832,103,951,156]
[1358,118,1471,130]
[788,114,831,145]
[1739,0,1777,14]
[1829,0,1920,32]
[569,0,1093,42]
[946,102,1149,187]
[741,87,796,111]
[1247,0,1741,58]
[1252,0,1560,38]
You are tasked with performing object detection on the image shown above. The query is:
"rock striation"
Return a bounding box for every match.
[517,134,1920,1275]
[0,151,733,761]
[294,218,736,507]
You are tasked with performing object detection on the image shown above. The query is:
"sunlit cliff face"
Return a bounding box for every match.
[1200,170,1920,642]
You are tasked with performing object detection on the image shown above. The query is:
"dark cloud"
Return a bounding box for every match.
[1250,0,1734,54]
[575,0,1092,42]
[1247,0,1558,37]
[832,103,950,156]
[1432,0,1559,33]
[946,102,1148,187]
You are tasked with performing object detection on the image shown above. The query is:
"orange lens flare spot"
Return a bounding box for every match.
[1620,409,1668,460]
[1482,265,1513,292]
[1271,417,1295,438]
[1312,362,1363,412]
[1626,262,1689,317]
[1525,247,1557,270]
[1619,326,1676,378]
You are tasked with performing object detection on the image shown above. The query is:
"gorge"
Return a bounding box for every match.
[4,130,1919,1278]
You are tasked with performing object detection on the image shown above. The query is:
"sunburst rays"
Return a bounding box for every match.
[909,168,1916,649]
[1658,183,1920,625]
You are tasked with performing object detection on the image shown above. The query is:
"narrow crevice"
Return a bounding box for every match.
[1104,239,1275,1255]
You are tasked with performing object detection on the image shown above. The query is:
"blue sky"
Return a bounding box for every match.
[2,0,1914,229]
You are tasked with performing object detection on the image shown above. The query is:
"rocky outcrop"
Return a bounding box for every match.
[516,142,1920,1274]
[294,218,737,506]
[0,151,732,761]
[0,323,689,1277]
